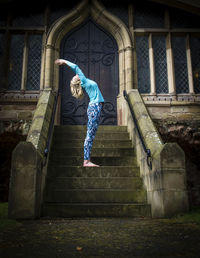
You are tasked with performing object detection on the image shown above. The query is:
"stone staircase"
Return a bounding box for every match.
[42,125,151,217]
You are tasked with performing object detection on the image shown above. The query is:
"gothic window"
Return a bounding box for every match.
[172,37,189,94]
[153,36,168,93]
[190,37,200,94]
[135,36,150,93]
[6,33,42,91]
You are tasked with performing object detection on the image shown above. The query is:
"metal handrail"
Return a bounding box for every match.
[123,90,152,170]
[43,89,60,165]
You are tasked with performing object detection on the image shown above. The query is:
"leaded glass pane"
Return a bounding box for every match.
[136,36,150,93]
[190,37,200,94]
[153,36,168,93]
[8,34,24,91]
[172,37,189,94]
[170,8,200,29]
[26,35,42,91]
[134,2,165,28]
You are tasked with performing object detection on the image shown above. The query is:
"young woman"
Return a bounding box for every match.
[55,59,104,167]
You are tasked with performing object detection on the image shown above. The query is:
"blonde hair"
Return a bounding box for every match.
[70,77,84,99]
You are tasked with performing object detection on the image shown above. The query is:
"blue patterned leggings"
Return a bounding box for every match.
[84,103,102,160]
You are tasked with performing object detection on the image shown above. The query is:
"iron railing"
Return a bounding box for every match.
[123,90,152,170]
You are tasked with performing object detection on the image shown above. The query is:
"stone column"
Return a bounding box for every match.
[8,142,43,219]
[125,47,133,91]
[21,33,29,91]
[44,45,54,88]
[149,34,156,95]
[166,33,176,98]
[186,34,195,94]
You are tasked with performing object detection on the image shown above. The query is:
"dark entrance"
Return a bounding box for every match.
[60,18,119,125]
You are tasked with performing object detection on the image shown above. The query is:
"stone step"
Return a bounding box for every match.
[47,166,140,177]
[54,125,128,132]
[45,189,147,203]
[52,131,130,140]
[51,139,132,148]
[42,203,151,218]
[46,177,143,190]
[50,147,134,157]
[48,156,137,166]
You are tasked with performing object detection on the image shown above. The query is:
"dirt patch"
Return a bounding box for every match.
[0,217,200,257]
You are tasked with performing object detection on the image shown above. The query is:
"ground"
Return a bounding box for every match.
[1,204,200,258]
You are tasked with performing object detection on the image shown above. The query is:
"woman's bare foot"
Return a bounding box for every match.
[83,160,99,167]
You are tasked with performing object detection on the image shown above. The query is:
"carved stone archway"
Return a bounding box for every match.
[43,0,133,123]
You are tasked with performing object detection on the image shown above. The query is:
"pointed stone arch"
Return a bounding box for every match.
[43,0,133,94]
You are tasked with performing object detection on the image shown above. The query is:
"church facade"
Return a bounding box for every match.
[0,0,200,209]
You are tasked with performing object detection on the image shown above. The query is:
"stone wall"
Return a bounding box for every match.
[118,90,189,218]
[0,103,36,135]
[146,103,200,207]
[155,120,200,207]
[0,103,36,202]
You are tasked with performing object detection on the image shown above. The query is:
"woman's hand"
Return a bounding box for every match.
[55,59,67,66]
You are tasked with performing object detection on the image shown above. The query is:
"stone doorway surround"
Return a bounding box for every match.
[42,0,133,124]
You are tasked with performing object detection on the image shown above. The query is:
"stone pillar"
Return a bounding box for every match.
[125,90,189,218]
[149,34,156,95]
[44,45,54,88]
[8,142,43,219]
[166,33,176,97]
[125,47,133,91]
[186,34,195,94]
[8,89,55,218]
[150,143,189,218]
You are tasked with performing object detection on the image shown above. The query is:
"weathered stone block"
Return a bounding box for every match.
[163,190,189,217]
[160,143,185,169]
[18,111,33,120]
[8,141,42,219]
[162,171,186,190]
[33,103,49,118]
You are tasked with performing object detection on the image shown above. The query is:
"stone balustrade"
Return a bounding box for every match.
[118,89,189,218]
[8,88,55,219]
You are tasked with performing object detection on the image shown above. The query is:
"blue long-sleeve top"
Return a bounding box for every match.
[66,60,105,104]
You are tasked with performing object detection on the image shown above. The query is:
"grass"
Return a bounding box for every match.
[171,207,200,225]
[0,202,21,231]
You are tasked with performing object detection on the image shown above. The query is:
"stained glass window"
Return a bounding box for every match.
[172,37,189,94]
[26,35,42,91]
[153,36,168,93]
[8,35,24,91]
[190,37,200,94]
[135,36,150,93]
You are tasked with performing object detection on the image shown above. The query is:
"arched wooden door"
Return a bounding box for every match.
[60,18,119,125]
